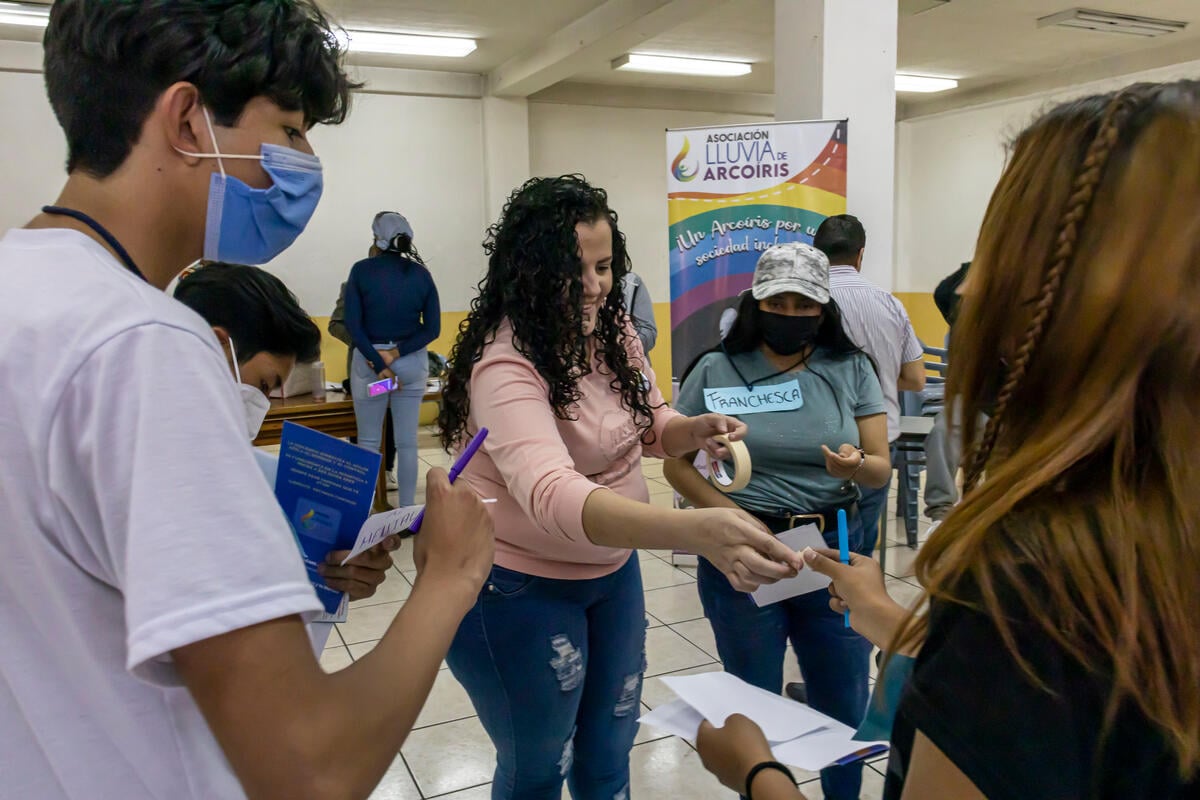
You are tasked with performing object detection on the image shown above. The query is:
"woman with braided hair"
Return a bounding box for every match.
[692,81,1200,799]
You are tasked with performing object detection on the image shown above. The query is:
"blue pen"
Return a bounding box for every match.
[837,508,850,628]
[405,427,489,535]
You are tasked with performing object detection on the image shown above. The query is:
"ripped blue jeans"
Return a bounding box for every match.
[447,555,645,800]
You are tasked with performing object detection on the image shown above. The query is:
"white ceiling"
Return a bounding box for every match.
[324,0,1200,106]
[5,1,1200,110]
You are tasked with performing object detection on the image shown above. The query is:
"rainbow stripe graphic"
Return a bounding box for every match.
[668,121,848,376]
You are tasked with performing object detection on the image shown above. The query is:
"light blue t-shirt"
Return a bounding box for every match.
[674,347,885,513]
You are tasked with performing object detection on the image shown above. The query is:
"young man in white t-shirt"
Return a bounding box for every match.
[0,3,494,799]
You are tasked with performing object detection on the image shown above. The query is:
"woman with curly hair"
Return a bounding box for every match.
[439,175,804,800]
[695,81,1200,800]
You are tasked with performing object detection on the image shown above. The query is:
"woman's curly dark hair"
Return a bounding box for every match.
[439,175,660,451]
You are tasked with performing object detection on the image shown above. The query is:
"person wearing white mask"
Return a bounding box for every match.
[0,3,495,800]
[173,263,397,603]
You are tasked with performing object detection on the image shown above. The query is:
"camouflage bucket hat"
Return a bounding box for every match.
[751,241,831,305]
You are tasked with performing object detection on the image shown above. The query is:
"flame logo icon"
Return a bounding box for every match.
[671,136,699,182]
[299,508,316,528]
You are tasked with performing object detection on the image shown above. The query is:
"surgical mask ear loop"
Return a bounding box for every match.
[175,106,263,169]
[228,336,242,383]
[200,106,227,181]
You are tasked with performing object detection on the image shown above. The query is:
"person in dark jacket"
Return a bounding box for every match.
[344,212,440,505]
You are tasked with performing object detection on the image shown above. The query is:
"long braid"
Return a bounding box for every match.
[963,92,1141,491]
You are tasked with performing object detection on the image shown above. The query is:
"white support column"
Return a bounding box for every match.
[481,96,531,226]
[774,0,898,289]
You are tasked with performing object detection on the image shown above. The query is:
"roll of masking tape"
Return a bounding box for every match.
[707,435,751,493]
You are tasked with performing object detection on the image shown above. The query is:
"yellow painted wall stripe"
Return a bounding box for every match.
[313,294,945,425]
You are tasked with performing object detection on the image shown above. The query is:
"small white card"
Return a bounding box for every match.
[703,380,803,415]
[750,524,832,607]
[339,504,424,565]
[312,593,348,624]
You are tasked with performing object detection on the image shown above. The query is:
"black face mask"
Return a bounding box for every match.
[758,310,821,356]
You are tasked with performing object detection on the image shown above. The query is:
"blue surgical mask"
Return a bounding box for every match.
[176,107,323,265]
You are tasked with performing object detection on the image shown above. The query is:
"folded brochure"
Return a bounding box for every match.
[275,422,427,615]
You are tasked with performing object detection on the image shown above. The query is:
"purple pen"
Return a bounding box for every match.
[405,427,489,535]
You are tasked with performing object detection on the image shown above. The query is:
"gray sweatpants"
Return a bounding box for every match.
[923,401,987,521]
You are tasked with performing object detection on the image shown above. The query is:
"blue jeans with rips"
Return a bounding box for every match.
[447,555,646,800]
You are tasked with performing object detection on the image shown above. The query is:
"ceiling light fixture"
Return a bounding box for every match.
[339,30,477,58]
[0,1,50,28]
[895,74,959,93]
[1037,8,1188,38]
[612,54,752,77]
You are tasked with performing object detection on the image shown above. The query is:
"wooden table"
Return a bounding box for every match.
[253,391,357,447]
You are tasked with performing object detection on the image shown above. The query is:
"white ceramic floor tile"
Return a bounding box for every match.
[645,612,665,629]
[783,652,804,687]
[637,549,662,563]
[319,646,352,673]
[414,669,478,729]
[794,761,886,799]
[640,663,724,709]
[642,583,705,625]
[339,600,404,644]
[885,516,933,547]
[351,570,412,609]
[628,736,728,799]
[348,639,379,660]
[366,754,422,800]
[644,625,718,678]
[880,544,920,580]
[638,558,697,591]
[403,717,497,797]
[421,452,454,468]
[392,542,417,572]
[641,459,665,478]
[324,626,346,650]
[649,491,676,509]
[669,618,720,661]
[430,784,493,799]
[885,578,925,611]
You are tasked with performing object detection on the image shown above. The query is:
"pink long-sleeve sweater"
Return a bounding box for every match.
[459,319,682,580]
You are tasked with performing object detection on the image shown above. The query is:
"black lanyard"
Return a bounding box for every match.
[42,205,148,283]
[722,343,809,391]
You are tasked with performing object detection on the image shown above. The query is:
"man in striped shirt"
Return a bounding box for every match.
[815,215,925,556]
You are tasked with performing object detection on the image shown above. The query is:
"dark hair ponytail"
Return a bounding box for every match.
[386,233,427,268]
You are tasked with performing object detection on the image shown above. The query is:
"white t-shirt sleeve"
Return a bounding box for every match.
[46,324,320,684]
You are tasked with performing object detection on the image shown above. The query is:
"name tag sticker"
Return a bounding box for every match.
[703,380,803,415]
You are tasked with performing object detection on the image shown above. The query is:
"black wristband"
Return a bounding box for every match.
[745,760,796,800]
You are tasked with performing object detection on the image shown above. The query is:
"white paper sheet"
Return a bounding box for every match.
[638,698,889,772]
[772,721,888,772]
[638,699,704,742]
[750,524,832,607]
[340,504,424,565]
[661,672,829,743]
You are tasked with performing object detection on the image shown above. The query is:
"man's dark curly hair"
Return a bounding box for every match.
[44,0,358,177]
[439,175,659,451]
